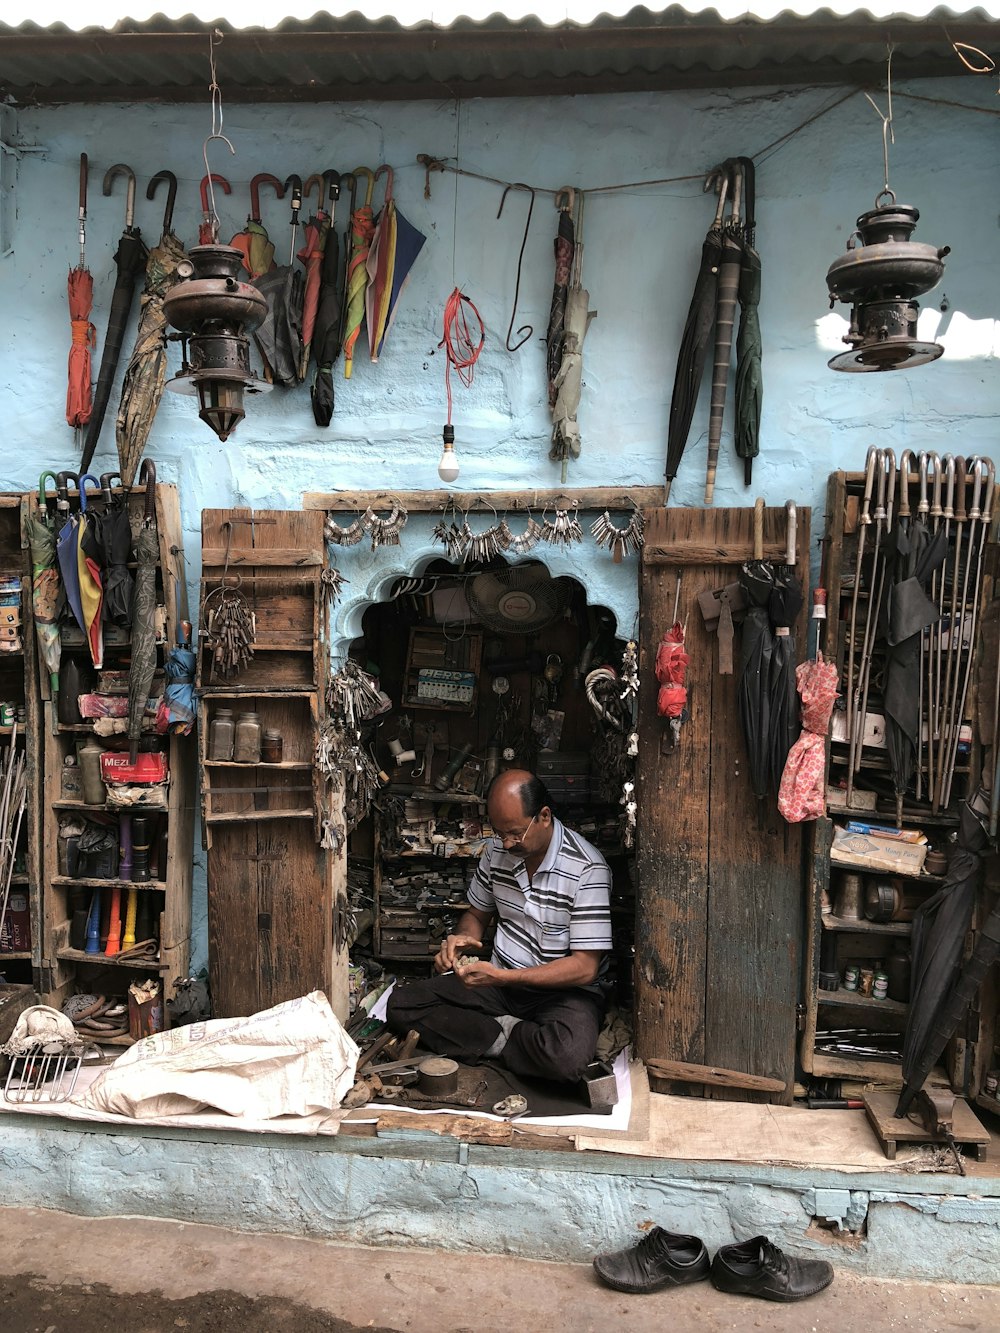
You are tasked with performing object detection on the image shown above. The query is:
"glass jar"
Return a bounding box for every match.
[233,711,262,764]
[209,708,235,761]
[262,729,283,764]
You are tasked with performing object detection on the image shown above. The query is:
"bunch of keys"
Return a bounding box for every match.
[590,508,645,563]
[621,779,637,849]
[205,587,256,681]
[541,505,583,546]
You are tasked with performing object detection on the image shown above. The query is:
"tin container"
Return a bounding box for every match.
[985,1070,998,1098]
[843,965,860,992]
[873,970,889,1000]
[859,967,875,998]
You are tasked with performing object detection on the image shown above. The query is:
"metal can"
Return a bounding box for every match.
[0,703,14,727]
[873,970,889,1000]
[843,965,860,991]
[859,967,875,997]
[985,1070,999,1098]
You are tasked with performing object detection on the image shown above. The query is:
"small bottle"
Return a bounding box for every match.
[234,711,262,764]
[262,729,283,764]
[209,708,235,761]
[78,739,107,806]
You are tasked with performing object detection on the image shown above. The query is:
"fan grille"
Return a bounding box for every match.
[467,564,567,635]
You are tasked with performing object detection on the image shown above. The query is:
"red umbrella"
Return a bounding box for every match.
[655,621,689,746]
[66,153,96,430]
[297,172,330,380]
[199,173,231,244]
[777,654,839,823]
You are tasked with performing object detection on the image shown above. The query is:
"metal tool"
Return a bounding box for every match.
[930,454,956,792]
[934,456,968,809]
[845,445,880,751]
[915,451,931,799]
[850,449,895,793]
[4,1045,85,1104]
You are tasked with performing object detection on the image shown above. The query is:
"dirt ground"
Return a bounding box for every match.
[2,1207,1000,1333]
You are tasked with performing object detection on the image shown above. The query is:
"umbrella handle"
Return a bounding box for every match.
[249,173,285,222]
[942,453,956,521]
[100,471,123,503]
[982,458,996,525]
[55,470,79,510]
[753,496,765,562]
[784,500,797,567]
[704,166,729,228]
[38,471,59,506]
[954,455,968,523]
[350,167,375,208]
[77,474,100,512]
[555,186,575,214]
[897,449,914,519]
[200,173,232,215]
[374,163,394,205]
[147,171,177,235]
[103,163,137,232]
[303,174,326,215]
[78,153,88,263]
[860,445,879,525]
[138,458,157,521]
[323,170,342,208]
[917,451,930,515]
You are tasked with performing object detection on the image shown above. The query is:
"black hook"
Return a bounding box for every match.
[147,170,177,234]
[497,183,535,353]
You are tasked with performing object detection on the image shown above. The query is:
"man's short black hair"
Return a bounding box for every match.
[488,772,553,817]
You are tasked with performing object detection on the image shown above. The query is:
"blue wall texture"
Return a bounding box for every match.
[1,76,996,971]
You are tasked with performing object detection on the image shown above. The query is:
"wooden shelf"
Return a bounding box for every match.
[974,1093,1000,1118]
[204,808,314,825]
[57,947,161,971]
[199,689,315,700]
[381,901,470,913]
[0,951,31,961]
[817,987,908,1015]
[822,913,912,936]
[829,856,944,885]
[204,759,312,770]
[811,1052,903,1083]
[383,851,482,861]
[51,875,166,892]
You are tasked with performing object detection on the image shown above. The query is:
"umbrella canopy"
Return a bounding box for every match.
[230,174,283,280]
[311,172,344,428]
[162,633,196,733]
[67,154,96,431]
[342,167,376,379]
[738,499,776,809]
[777,654,838,823]
[882,470,949,825]
[365,165,427,365]
[80,165,147,476]
[55,472,104,669]
[767,507,803,790]
[128,461,159,761]
[95,471,134,627]
[26,472,63,695]
[253,264,304,387]
[655,622,689,721]
[297,209,328,381]
[896,793,989,1116]
[545,189,576,408]
[705,160,743,506]
[115,188,188,488]
[664,165,729,502]
[734,157,763,488]
[549,199,595,484]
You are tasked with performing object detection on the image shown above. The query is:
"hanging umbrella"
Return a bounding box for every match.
[549,193,595,484]
[55,472,104,669]
[655,620,690,746]
[95,470,133,627]
[252,175,304,387]
[160,581,195,735]
[198,173,231,245]
[80,165,147,476]
[67,153,96,432]
[115,171,188,488]
[545,188,576,407]
[297,178,330,381]
[733,156,763,488]
[896,792,989,1117]
[26,472,63,697]
[705,160,743,506]
[128,460,159,762]
[767,502,803,790]
[311,171,344,428]
[365,164,427,364]
[230,174,283,280]
[664,164,729,502]
[738,498,776,814]
[342,167,376,379]
[777,653,839,823]
[882,455,949,825]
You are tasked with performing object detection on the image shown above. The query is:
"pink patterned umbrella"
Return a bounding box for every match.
[778,653,839,823]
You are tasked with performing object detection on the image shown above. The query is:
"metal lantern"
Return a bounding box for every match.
[826,192,950,373]
[163,244,271,441]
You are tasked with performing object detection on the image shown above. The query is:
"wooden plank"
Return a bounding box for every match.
[205,809,314,824]
[257,821,331,1010]
[303,487,666,513]
[645,1059,787,1094]
[207,822,260,1017]
[201,547,323,567]
[644,539,791,565]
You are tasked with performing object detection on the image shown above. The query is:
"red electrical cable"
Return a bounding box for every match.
[440,287,485,425]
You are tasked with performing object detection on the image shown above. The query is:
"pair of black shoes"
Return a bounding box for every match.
[593,1227,834,1303]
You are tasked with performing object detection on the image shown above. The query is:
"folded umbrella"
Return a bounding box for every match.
[66,153,96,431]
[342,167,376,379]
[252,176,305,387]
[365,164,427,364]
[297,203,328,381]
[546,188,575,408]
[767,504,803,790]
[80,165,147,476]
[230,174,283,280]
[26,472,63,696]
[56,471,104,669]
[705,160,742,506]
[128,460,159,762]
[734,157,763,488]
[549,194,595,483]
[738,498,776,816]
[311,171,344,427]
[95,470,133,627]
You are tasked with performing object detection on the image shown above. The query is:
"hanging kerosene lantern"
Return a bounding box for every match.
[825,191,950,372]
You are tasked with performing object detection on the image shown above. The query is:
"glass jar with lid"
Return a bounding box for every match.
[233,711,263,764]
[209,708,235,761]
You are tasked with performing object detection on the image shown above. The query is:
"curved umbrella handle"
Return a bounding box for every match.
[917,451,930,516]
[200,173,231,214]
[883,450,897,529]
[147,170,177,234]
[100,471,123,503]
[303,174,325,214]
[351,167,375,208]
[968,457,985,522]
[374,164,394,205]
[860,445,879,525]
[784,500,797,567]
[78,474,101,512]
[56,471,80,511]
[704,166,729,229]
[323,170,342,207]
[897,449,914,519]
[931,452,944,520]
[104,163,137,232]
[942,454,956,522]
[138,459,157,522]
[38,471,59,506]
[249,173,284,222]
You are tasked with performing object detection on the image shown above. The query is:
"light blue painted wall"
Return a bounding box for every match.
[1,77,996,975]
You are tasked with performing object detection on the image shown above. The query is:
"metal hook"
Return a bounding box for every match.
[554,186,575,214]
[497,183,535,353]
[416,153,446,200]
[146,170,177,234]
[202,134,236,239]
[103,163,137,232]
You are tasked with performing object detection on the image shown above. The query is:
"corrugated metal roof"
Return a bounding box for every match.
[2,4,997,102]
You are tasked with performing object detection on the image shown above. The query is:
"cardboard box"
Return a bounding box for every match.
[830,826,928,875]
[0,890,31,952]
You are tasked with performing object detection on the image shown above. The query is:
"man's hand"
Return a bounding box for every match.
[456,959,507,989]
[434,933,484,974]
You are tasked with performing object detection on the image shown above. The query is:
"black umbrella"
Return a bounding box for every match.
[734,156,763,488]
[310,170,343,428]
[545,188,575,408]
[127,460,158,762]
[96,470,134,626]
[767,503,803,791]
[704,161,743,506]
[665,164,729,502]
[80,164,147,476]
[882,455,949,825]
[739,498,776,812]
[896,792,990,1117]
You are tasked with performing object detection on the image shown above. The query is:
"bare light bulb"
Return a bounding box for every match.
[438,425,459,483]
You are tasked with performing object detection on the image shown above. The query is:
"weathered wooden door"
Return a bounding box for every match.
[635,505,810,1103]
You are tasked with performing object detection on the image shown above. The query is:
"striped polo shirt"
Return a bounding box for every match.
[467,817,612,978]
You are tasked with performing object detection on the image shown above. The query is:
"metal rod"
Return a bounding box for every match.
[931,454,956,800]
[934,457,968,810]
[851,449,894,791]
[845,446,880,752]
[916,451,930,801]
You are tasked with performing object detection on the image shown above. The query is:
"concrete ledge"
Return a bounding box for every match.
[3,1114,1000,1283]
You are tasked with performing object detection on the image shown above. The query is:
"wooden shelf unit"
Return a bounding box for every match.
[35,483,195,1026]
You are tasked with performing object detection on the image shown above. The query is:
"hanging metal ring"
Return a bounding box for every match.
[497,183,535,352]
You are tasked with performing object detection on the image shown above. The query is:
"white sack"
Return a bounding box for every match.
[76,990,358,1120]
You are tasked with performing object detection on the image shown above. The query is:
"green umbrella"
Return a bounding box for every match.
[26,472,63,696]
[734,157,763,487]
[127,460,158,762]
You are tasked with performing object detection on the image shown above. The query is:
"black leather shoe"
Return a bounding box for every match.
[711,1236,834,1302]
[593,1227,711,1293]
